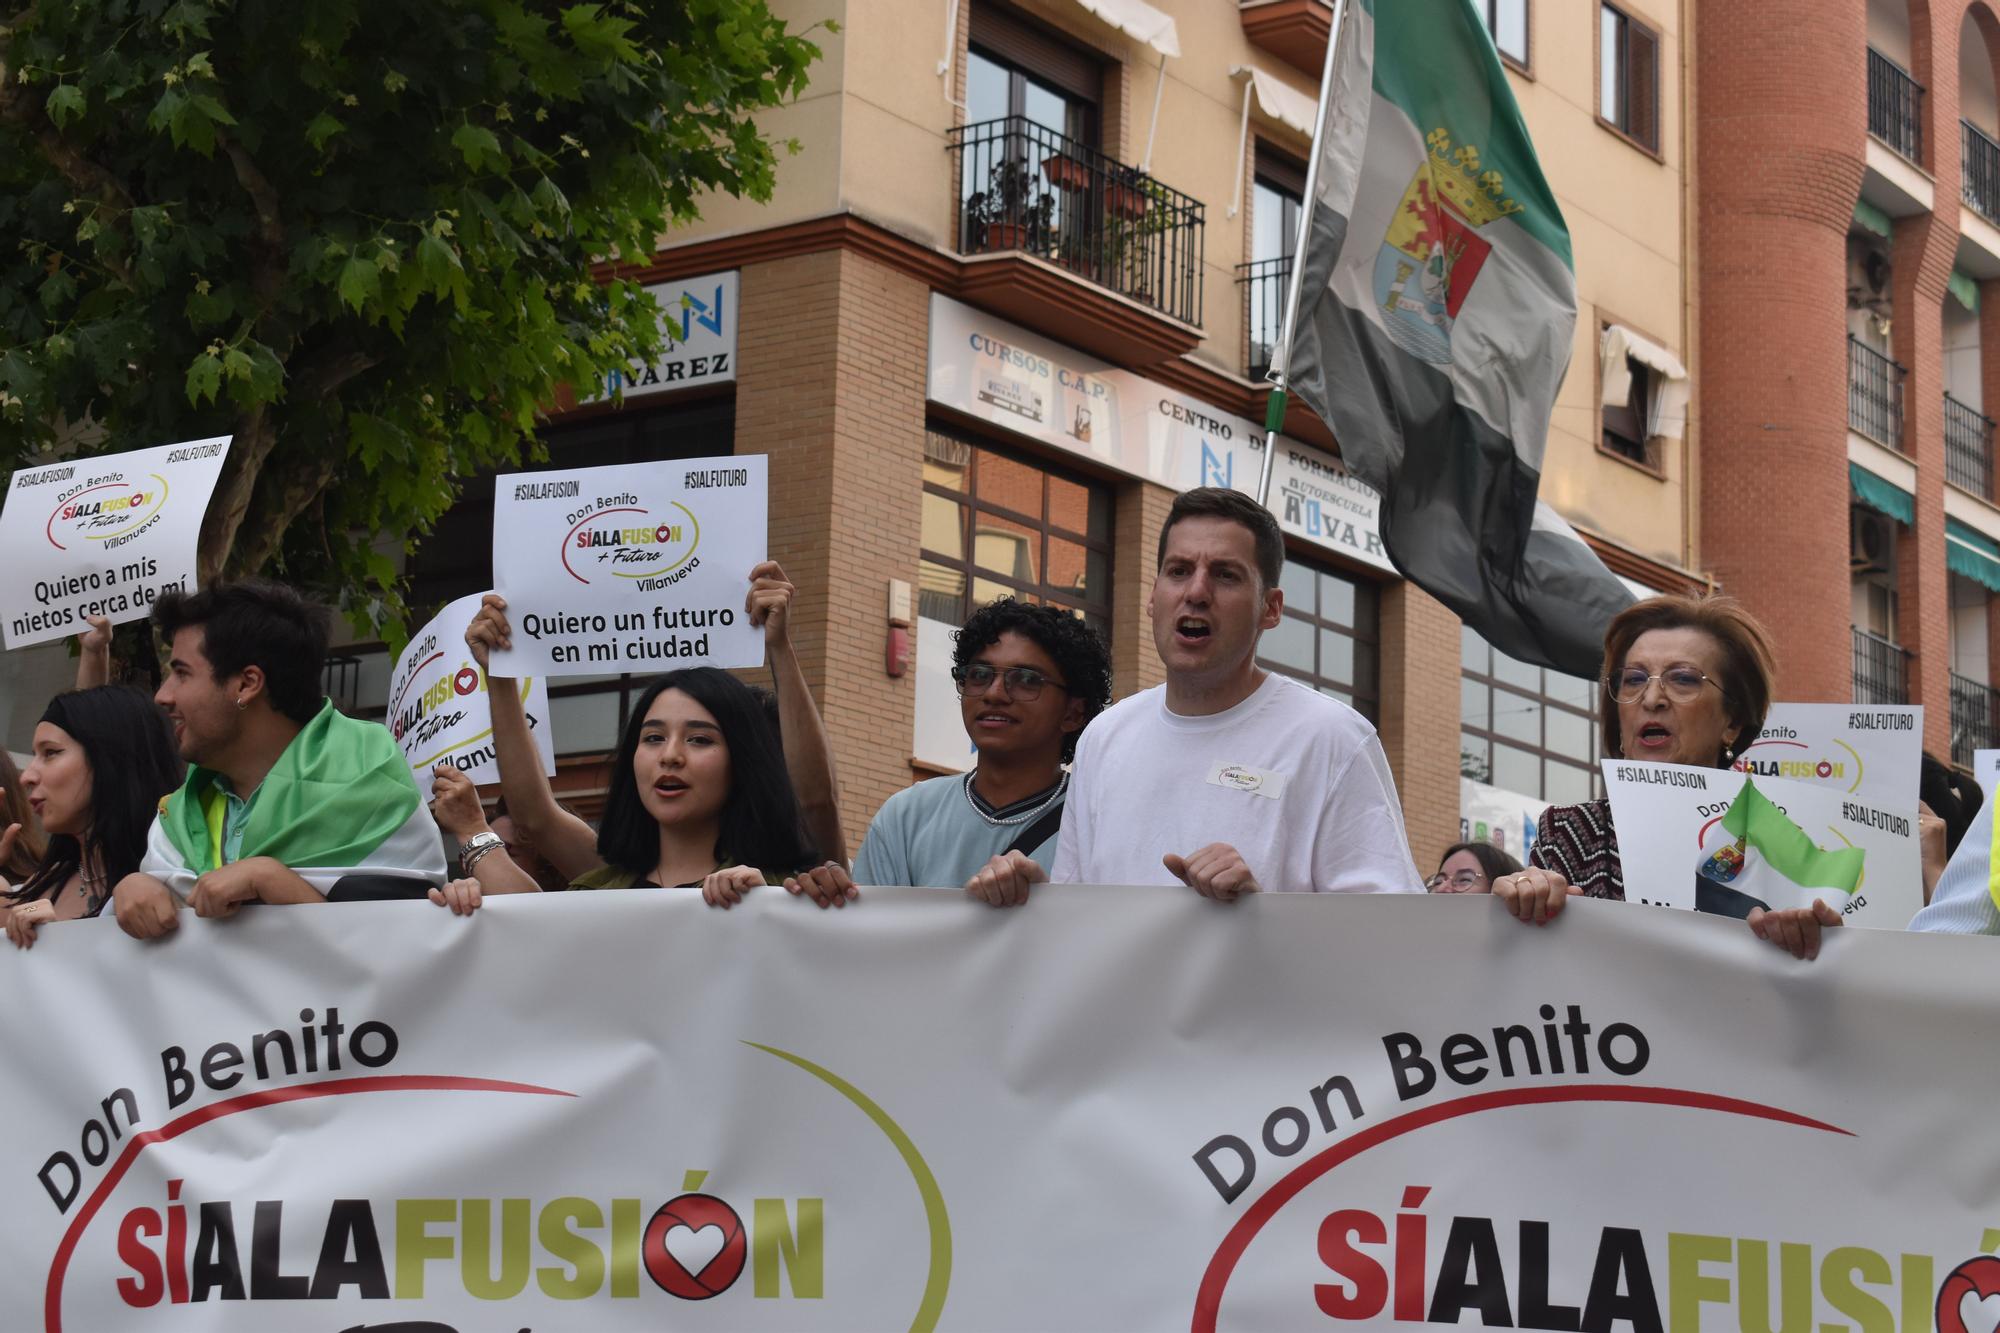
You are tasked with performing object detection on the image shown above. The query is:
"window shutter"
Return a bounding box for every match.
[970,2,1102,104]
[1626,20,1659,150]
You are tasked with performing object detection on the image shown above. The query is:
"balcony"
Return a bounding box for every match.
[1967,121,2000,224]
[1945,392,1997,498]
[1238,256,1289,383]
[948,116,1204,363]
[1868,47,1924,164]
[1238,0,1332,79]
[1853,628,1909,706]
[1951,671,2000,768]
[1849,335,1906,451]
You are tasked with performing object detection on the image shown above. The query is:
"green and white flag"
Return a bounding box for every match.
[1279,0,1633,677]
[1696,778,1866,916]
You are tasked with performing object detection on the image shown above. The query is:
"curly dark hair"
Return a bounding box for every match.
[952,599,1112,761]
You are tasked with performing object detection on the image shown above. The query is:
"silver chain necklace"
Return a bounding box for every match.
[963,769,1069,827]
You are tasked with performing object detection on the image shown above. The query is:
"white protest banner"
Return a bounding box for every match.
[489,455,765,678]
[1736,703,1923,805]
[386,594,557,784]
[1976,747,2000,794]
[1459,776,1546,861]
[1603,758,1921,926]
[0,437,231,649]
[2,892,1997,1332]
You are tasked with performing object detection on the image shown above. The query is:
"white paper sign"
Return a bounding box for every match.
[387,593,558,783]
[1975,747,2000,794]
[1459,777,1547,861]
[1735,703,1923,805]
[912,614,976,772]
[601,271,739,399]
[490,455,766,678]
[0,436,231,648]
[1603,758,1921,927]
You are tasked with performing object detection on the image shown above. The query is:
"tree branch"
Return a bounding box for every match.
[0,51,138,288]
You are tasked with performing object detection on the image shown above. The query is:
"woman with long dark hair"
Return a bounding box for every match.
[0,749,47,885]
[4,687,182,948]
[575,668,818,901]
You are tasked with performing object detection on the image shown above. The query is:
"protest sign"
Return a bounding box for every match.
[2,890,1996,1332]
[1736,703,1923,805]
[488,455,765,678]
[386,594,557,784]
[1603,758,1921,926]
[1975,747,1999,795]
[0,437,231,649]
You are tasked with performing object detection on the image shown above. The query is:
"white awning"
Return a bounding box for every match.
[1072,0,1180,58]
[1227,65,1318,217]
[1230,63,1316,138]
[1601,324,1691,441]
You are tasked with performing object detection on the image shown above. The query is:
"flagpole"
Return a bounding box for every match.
[1256,0,1351,508]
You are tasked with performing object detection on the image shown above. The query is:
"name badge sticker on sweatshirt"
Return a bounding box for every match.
[1206,762,1287,800]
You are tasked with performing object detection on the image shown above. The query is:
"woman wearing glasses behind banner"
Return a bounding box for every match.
[1490,595,1841,960]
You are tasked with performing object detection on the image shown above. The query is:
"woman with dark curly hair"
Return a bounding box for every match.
[1427,841,1522,893]
[852,597,1112,891]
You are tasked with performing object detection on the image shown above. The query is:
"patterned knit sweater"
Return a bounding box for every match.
[1529,798,1624,900]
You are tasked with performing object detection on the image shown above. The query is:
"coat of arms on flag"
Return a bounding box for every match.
[1374,129,1518,365]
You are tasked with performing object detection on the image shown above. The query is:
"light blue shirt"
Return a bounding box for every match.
[212,776,259,865]
[852,773,1064,888]
[1910,797,2000,934]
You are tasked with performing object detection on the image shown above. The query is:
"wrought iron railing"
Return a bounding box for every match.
[1853,627,1909,706]
[1849,335,1906,451]
[1945,392,1996,498]
[1868,47,1924,163]
[947,116,1205,327]
[322,654,363,714]
[1951,670,2000,769]
[1966,120,2000,223]
[1237,256,1289,383]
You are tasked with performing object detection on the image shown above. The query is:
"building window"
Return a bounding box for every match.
[1257,555,1380,722]
[1598,2,1659,152]
[1460,624,1603,805]
[1247,147,1306,382]
[967,3,1100,143]
[336,399,737,757]
[1601,352,1653,466]
[1484,0,1529,66]
[919,423,1113,636]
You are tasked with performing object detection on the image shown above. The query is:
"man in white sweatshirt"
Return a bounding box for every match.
[965,487,1423,906]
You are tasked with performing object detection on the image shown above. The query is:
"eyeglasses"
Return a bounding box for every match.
[1426,870,1488,892]
[952,663,1069,701]
[1606,667,1722,705]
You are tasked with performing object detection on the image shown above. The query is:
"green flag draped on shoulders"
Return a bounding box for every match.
[156,700,444,889]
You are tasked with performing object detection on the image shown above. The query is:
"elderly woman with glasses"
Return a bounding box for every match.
[1491,595,1839,960]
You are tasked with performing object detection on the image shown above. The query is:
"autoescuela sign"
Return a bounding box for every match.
[600,271,739,400]
[926,294,1394,575]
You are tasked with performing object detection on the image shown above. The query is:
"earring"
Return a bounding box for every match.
[235,697,248,710]
[1722,741,1735,765]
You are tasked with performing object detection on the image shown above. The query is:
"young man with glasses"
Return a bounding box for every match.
[851,598,1111,891]
[977,487,1424,903]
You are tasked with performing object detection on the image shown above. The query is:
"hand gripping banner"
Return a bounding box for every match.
[2,890,1997,1331]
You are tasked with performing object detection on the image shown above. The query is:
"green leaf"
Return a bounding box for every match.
[450,123,506,172]
[335,256,381,313]
[184,352,223,405]
[305,112,346,150]
[45,85,86,129]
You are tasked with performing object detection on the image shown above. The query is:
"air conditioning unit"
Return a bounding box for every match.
[1851,508,1894,575]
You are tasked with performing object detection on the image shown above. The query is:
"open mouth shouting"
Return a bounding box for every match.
[653,776,691,801]
[1173,616,1213,647]
[1632,721,1674,754]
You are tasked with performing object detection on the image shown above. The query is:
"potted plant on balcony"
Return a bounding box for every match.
[966,157,1056,255]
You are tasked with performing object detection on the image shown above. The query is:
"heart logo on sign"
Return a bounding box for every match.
[1939,1256,2000,1333]
[664,1223,727,1278]
[1963,1291,2000,1333]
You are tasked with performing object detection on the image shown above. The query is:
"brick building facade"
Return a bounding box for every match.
[1698,0,2000,767]
[0,0,1710,884]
